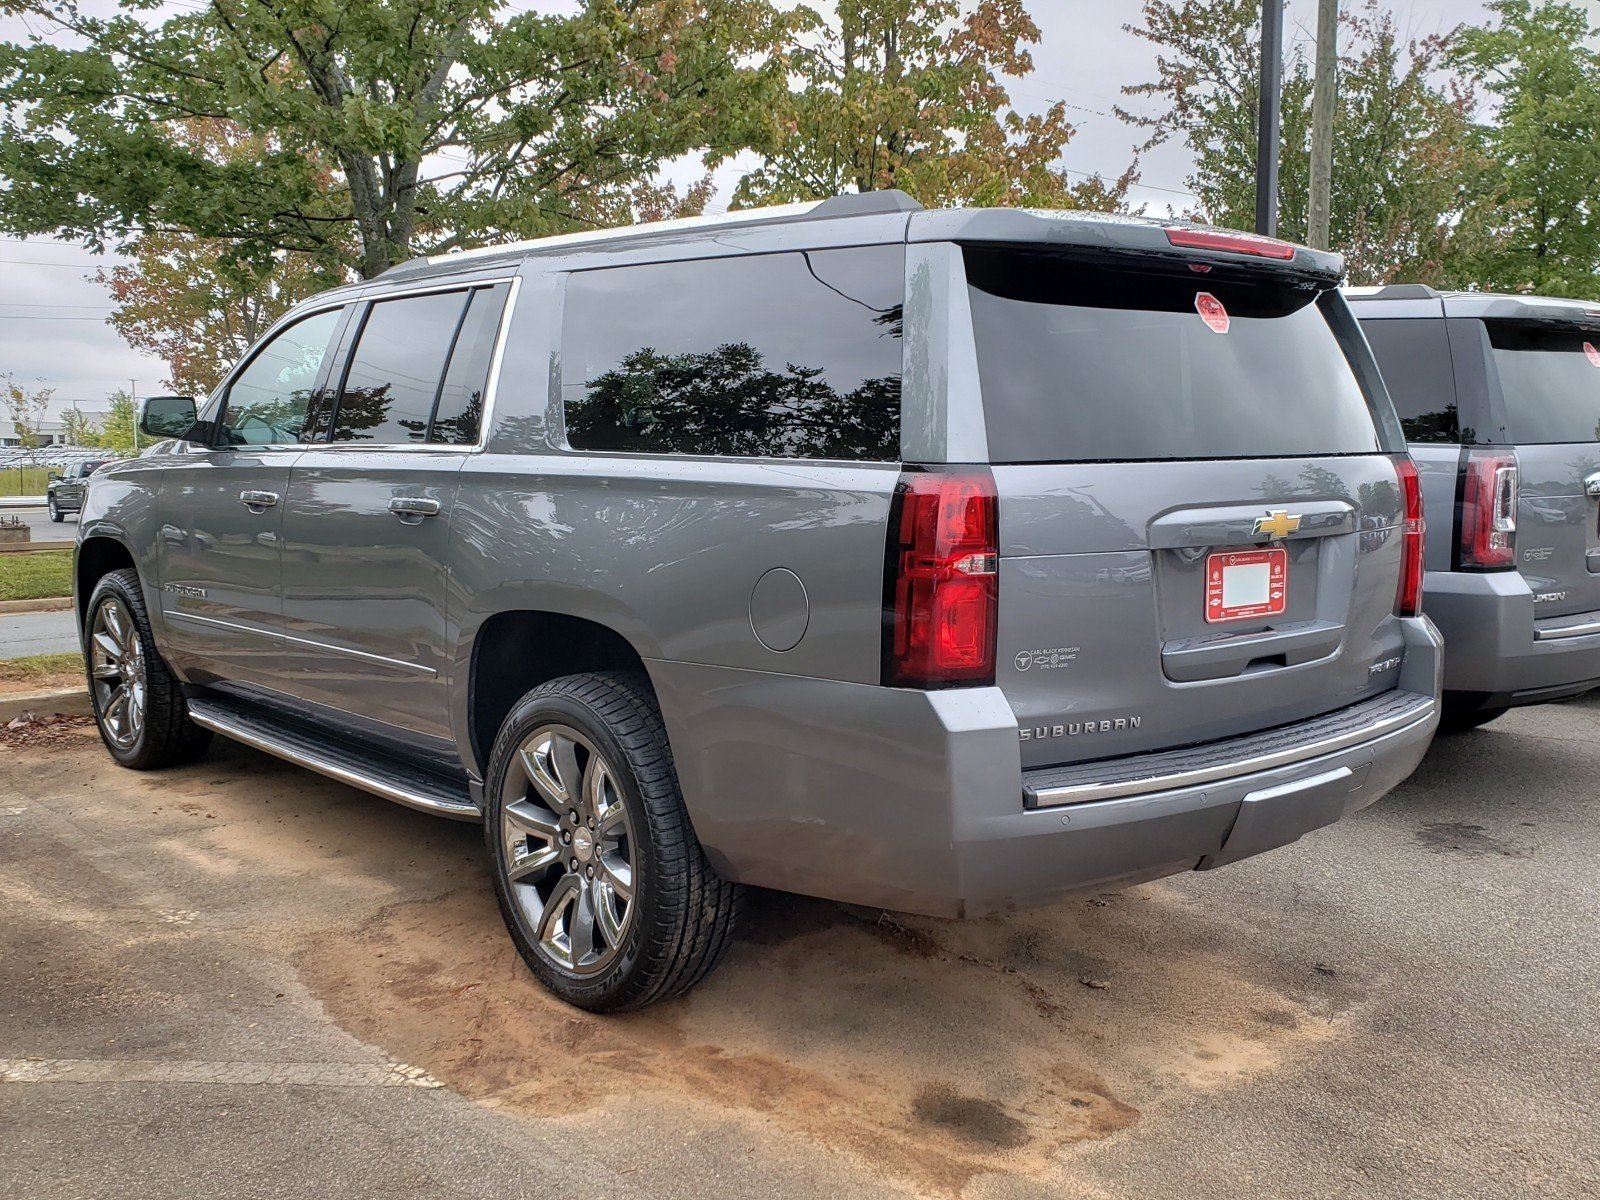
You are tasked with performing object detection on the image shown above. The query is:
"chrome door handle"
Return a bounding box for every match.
[239,490,280,510]
[1585,472,1600,498]
[389,497,441,519]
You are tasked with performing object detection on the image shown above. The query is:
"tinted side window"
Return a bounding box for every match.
[332,291,470,443]
[429,287,507,445]
[1359,318,1460,443]
[561,247,904,460]
[222,308,342,446]
[1488,322,1600,444]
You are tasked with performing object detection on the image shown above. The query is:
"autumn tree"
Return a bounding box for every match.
[1450,0,1600,297]
[0,1,792,279]
[732,0,1137,210]
[1120,0,1487,284]
[1,375,53,452]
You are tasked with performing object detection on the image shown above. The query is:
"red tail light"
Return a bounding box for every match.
[1458,449,1518,571]
[1395,455,1426,616]
[884,469,998,688]
[1165,226,1297,260]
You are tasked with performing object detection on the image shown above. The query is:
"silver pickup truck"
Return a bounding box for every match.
[76,193,1441,1010]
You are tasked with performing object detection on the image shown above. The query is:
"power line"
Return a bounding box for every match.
[0,258,106,268]
[0,315,109,321]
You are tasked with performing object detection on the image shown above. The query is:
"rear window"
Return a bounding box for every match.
[965,247,1383,463]
[1488,322,1600,444]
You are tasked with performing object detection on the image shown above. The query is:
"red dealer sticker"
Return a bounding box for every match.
[1205,548,1288,623]
[1195,291,1230,334]
[1584,341,1600,368]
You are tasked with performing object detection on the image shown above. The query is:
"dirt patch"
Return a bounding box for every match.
[5,737,1351,1197]
[300,881,1338,1195]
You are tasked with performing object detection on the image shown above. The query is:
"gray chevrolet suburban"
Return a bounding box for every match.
[77,192,1441,1010]
[1351,285,1600,731]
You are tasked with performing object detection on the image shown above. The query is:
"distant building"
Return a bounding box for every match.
[0,410,111,448]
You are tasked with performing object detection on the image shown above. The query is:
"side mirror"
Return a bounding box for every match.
[47,471,61,481]
[138,395,200,441]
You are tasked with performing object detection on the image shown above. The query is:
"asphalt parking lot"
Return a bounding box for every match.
[2,701,1597,1200]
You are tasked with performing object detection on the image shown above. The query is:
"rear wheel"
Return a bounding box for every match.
[84,568,212,769]
[484,671,741,1011]
[1437,706,1509,735]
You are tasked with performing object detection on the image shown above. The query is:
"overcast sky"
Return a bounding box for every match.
[0,0,1516,414]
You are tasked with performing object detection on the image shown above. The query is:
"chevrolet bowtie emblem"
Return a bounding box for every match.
[1253,510,1302,539]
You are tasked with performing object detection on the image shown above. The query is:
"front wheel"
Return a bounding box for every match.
[84,568,213,769]
[484,671,742,1012]
[47,497,63,522]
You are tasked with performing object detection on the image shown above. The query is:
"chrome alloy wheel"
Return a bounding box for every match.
[500,724,637,974]
[89,596,146,750]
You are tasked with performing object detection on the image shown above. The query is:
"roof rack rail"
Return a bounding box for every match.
[1350,283,1440,301]
[383,190,925,275]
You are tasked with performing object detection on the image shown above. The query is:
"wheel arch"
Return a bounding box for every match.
[464,609,660,778]
[75,535,138,627]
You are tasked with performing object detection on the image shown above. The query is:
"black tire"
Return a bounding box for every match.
[1436,706,1510,735]
[83,568,213,769]
[47,497,63,522]
[484,671,741,1012]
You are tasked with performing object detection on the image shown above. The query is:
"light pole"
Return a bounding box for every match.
[1255,0,1285,238]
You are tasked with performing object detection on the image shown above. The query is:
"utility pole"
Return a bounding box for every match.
[1255,0,1285,237]
[130,379,138,453]
[1307,0,1339,250]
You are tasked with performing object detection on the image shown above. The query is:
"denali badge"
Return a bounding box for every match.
[164,583,207,600]
[1253,510,1303,540]
[1020,716,1143,741]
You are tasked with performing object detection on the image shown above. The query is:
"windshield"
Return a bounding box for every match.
[1488,322,1600,444]
[964,246,1384,463]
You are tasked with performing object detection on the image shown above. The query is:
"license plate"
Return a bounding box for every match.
[1205,548,1287,623]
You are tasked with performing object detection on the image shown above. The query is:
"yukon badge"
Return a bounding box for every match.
[1253,510,1303,540]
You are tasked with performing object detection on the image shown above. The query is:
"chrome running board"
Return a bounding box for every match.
[187,698,481,822]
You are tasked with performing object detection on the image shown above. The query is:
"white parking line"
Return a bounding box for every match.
[0,1058,445,1088]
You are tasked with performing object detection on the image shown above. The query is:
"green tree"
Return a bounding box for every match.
[1120,0,1488,284]
[0,1,791,279]
[732,0,1137,210]
[98,391,139,456]
[1,375,53,451]
[59,408,101,448]
[1450,0,1600,297]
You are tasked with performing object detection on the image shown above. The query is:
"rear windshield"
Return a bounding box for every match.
[965,247,1383,463]
[1488,322,1600,444]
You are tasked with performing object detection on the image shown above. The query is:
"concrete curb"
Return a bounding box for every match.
[0,541,74,555]
[0,687,92,723]
[0,596,72,615]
